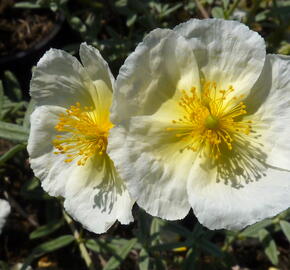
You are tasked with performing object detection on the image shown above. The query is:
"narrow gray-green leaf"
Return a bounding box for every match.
[0,143,27,165]
[85,239,101,253]
[23,99,36,130]
[29,219,64,239]
[0,121,28,142]
[160,3,182,18]
[164,221,192,238]
[126,13,137,27]
[182,248,197,270]
[3,71,22,101]
[139,248,150,270]
[14,2,42,8]
[211,7,225,18]
[21,235,74,270]
[103,238,137,270]
[199,239,223,257]
[0,80,4,119]
[240,219,272,238]
[258,229,279,265]
[280,220,290,242]
[33,235,74,254]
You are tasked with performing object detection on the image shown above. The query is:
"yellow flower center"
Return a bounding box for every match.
[53,102,113,166]
[169,82,253,159]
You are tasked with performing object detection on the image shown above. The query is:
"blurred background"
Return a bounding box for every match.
[0,0,290,269]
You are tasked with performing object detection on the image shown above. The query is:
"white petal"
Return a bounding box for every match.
[245,54,290,169]
[27,106,74,197]
[79,43,115,90]
[111,28,200,124]
[63,155,134,233]
[174,19,266,96]
[187,160,290,230]
[30,49,94,108]
[0,199,11,234]
[108,117,193,220]
[28,106,133,233]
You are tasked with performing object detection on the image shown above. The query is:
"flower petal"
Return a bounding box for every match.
[174,19,266,96]
[111,28,200,124]
[27,106,74,197]
[30,49,94,108]
[108,116,193,220]
[187,160,290,230]
[79,43,115,90]
[28,106,133,234]
[245,54,290,170]
[64,155,134,233]
[0,199,11,234]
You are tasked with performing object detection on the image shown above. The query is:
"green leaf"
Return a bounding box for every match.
[160,3,182,18]
[222,0,229,9]
[0,80,4,119]
[103,238,137,270]
[182,248,197,270]
[153,257,166,270]
[258,229,279,265]
[21,177,51,200]
[29,219,64,239]
[85,239,101,253]
[3,71,22,101]
[199,239,223,257]
[164,221,192,238]
[32,235,74,254]
[0,143,27,165]
[69,17,87,33]
[21,235,74,270]
[280,220,290,242]
[14,2,42,8]
[150,217,165,245]
[240,219,272,238]
[139,248,150,270]
[23,99,36,130]
[211,7,225,18]
[137,210,151,245]
[126,13,137,27]
[0,121,28,142]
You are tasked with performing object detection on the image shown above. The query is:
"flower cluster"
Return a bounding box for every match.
[28,19,290,233]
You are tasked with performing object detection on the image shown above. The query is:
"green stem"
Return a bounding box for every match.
[195,0,209,18]
[227,0,241,18]
[63,210,96,270]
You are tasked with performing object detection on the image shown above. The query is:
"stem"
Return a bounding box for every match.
[63,210,96,270]
[4,191,39,227]
[227,0,241,18]
[195,0,209,18]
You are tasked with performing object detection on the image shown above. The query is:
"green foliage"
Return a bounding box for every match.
[1,0,290,269]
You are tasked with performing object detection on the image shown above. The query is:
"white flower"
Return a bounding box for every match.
[108,19,290,230]
[27,43,134,234]
[0,199,10,234]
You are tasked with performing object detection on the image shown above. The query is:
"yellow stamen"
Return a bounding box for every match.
[168,82,252,159]
[53,102,113,166]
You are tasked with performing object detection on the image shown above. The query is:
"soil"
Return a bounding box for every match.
[0,0,56,56]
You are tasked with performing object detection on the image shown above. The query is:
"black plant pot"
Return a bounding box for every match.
[0,9,80,98]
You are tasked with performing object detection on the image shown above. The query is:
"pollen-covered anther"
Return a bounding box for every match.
[52,102,113,166]
[168,82,253,159]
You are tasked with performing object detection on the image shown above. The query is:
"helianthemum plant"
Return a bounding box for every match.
[28,43,134,234]
[108,19,290,230]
